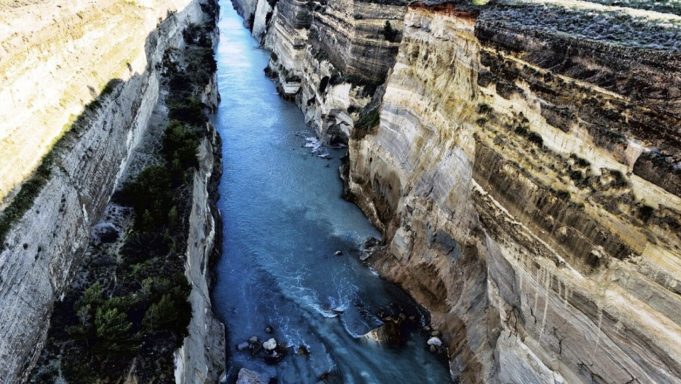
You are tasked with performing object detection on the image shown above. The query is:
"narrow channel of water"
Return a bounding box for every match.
[211,3,452,383]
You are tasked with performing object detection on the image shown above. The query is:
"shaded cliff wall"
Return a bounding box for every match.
[250,0,681,382]
[0,0,224,381]
[175,75,226,384]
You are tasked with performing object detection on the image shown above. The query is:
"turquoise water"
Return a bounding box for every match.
[211,3,451,383]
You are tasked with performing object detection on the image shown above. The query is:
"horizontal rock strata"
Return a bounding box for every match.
[251,0,681,382]
[0,0,225,382]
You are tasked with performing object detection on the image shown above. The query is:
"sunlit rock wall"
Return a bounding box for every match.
[242,0,681,381]
[348,2,681,382]
[0,1,224,381]
[0,0,194,203]
[264,0,406,142]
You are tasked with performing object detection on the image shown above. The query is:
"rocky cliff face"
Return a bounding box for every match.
[0,0,224,382]
[250,0,681,382]
[235,0,406,143]
[0,0,192,203]
[175,78,226,384]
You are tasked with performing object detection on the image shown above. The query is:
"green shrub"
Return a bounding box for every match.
[115,166,174,231]
[94,306,134,354]
[163,120,200,170]
[120,233,171,264]
[169,98,205,126]
[142,292,191,338]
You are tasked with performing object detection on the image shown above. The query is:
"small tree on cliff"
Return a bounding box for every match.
[383,21,398,42]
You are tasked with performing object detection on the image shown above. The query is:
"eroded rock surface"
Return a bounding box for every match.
[249,0,681,382]
[0,0,225,382]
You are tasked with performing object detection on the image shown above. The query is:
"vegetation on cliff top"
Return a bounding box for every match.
[0,79,122,249]
[29,13,217,384]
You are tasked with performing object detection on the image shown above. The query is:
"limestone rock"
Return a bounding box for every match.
[0,1,225,382]
[263,337,277,351]
[427,337,442,347]
[252,0,681,383]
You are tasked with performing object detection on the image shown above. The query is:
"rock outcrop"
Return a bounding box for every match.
[247,0,681,382]
[236,368,267,384]
[174,53,226,384]
[0,0,225,382]
[0,0,193,203]
[261,0,407,142]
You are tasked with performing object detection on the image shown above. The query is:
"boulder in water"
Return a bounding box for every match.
[248,336,259,344]
[334,250,343,256]
[427,337,443,347]
[265,325,273,334]
[236,368,266,384]
[263,338,277,351]
[360,236,383,261]
[237,341,250,351]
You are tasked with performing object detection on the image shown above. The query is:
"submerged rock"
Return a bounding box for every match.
[359,237,383,261]
[236,368,266,384]
[297,345,310,357]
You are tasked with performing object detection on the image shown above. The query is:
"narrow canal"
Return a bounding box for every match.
[211,2,452,382]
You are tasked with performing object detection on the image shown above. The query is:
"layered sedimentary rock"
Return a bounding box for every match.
[350,2,681,383]
[0,0,224,381]
[255,0,681,382]
[0,0,192,203]
[262,0,407,142]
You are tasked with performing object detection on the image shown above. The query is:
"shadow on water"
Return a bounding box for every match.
[211,2,452,383]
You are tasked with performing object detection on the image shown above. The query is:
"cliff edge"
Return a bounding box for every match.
[238,0,681,382]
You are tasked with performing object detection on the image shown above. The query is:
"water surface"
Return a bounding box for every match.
[212,3,452,383]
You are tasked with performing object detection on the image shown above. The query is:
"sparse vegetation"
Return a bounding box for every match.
[556,190,571,201]
[356,108,381,131]
[0,78,123,249]
[570,154,591,168]
[569,170,583,182]
[477,103,493,115]
[382,21,399,42]
[514,124,528,136]
[480,3,681,50]
[29,9,217,382]
[513,122,543,147]
[638,204,655,222]
[527,131,544,147]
